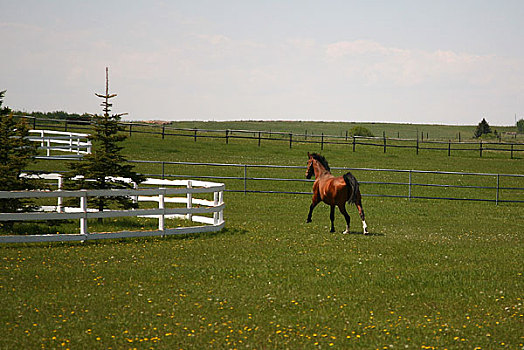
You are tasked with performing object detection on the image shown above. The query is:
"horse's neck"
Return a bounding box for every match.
[314,164,331,178]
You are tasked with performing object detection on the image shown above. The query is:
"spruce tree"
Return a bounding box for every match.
[0,90,39,226]
[474,118,492,138]
[67,69,144,213]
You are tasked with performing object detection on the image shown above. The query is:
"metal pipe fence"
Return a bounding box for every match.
[127,160,524,204]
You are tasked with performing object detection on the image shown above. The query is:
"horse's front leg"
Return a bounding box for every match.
[306,200,319,223]
[329,205,336,232]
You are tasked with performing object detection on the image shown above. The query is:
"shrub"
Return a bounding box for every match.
[349,126,374,137]
[517,119,524,133]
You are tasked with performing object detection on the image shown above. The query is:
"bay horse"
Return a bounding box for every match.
[306,153,368,234]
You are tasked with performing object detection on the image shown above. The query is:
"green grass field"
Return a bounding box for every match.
[2,121,523,349]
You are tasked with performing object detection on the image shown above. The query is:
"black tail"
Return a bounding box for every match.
[343,172,359,204]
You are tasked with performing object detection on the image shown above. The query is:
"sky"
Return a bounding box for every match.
[1,0,523,125]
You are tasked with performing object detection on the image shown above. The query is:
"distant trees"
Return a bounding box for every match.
[67,68,144,214]
[474,118,492,138]
[13,110,91,122]
[0,90,39,226]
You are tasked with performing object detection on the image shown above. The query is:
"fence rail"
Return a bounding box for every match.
[28,129,92,158]
[126,160,524,204]
[18,116,524,159]
[0,175,225,244]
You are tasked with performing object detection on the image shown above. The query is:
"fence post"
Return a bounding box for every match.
[383,132,387,153]
[258,132,261,147]
[68,134,73,153]
[213,191,219,225]
[79,191,88,237]
[129,124,133,137]
[159,188,166,232]
[194,129,197,142]
[46,138,51,157]
[244,165,247,194]
[76,137,81,155]
[321,133,324,151]
[162,125,165,139]
[186,181,193,221]
[226,130,229,144]
[479,141,483,157]
[448,141,451,157]
[408,170,412,200]
[496,175,500,205]
[511,144,514,159]
[133,182,139,205]
[161,161,165,180]
[64,120,68,132]
[57,176,63,213]
[353,136,356,152]
[289,133,292,149]
[416,136,419,155]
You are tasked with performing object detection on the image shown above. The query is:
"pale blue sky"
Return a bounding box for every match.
[1,0,523,125]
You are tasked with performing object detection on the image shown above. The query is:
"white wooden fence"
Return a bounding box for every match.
[28,130,92,158]
[0,175,225,243]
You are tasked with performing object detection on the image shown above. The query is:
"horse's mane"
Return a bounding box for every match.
[311,153,330,171]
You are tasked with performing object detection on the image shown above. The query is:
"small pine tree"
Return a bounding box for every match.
[0,90,39,227]
[67,69,144,214]
[474,118,492,138]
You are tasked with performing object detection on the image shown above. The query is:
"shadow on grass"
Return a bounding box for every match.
[0,226,249,249]
[341,230,385,237]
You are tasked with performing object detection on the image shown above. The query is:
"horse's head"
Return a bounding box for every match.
[306,153,315,179]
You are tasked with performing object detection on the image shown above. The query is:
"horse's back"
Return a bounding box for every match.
[318,176,348,205]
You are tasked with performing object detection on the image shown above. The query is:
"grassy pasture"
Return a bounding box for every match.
[2,121,523,349]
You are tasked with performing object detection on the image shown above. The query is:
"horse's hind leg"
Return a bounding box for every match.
[338,204,351,234]
[329,205,336,232]
[355,193,368,234]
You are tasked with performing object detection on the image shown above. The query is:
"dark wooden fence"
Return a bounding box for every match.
[19,115,524,159]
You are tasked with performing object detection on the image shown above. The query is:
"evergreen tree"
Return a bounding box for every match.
[0,90,39,226]
[474,118,492,138]
[67,69,144,213]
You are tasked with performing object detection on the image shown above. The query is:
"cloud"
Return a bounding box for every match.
[323,40,507,88]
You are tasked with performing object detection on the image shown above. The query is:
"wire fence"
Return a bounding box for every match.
[19,116,524,159]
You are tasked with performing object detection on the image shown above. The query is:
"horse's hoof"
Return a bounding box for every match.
[342,230,349,234]
[306,219,312,223]
[363,230,369,235]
